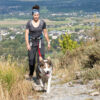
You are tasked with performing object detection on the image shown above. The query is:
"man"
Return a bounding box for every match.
[25,4,51,81]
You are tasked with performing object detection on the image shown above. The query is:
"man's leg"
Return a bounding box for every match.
[28,46,37,77]
[36,50,40,79]
[36,39,45,84]
[29,55,36,76]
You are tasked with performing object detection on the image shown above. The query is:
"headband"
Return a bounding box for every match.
[32,9,40,15]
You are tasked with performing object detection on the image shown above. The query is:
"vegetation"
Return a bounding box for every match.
[0,8,100,99]
[0,55,39,100]
[55,39,100,85]
[58,32,80,53]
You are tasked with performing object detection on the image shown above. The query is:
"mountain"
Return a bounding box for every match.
[0,0,100,14]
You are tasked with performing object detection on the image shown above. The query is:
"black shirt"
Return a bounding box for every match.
[26,19,46,38]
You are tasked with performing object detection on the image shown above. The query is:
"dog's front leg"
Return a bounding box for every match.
[40,79,46,91]
[40,79,44,89]
[39,79,43,87]
[47,76,52,93]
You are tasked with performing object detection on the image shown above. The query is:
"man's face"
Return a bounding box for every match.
[33,13,40,21]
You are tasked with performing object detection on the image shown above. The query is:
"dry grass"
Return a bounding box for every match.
[92,80,100,92]
[0,18,55,25]
[80,66,100,84]
[59,40,100,69]
[85,98,93,100]
[0,40,100,99]
[0,20,27,25]
[54,40,100,84]
[52,57,81,84]
[0,80,36,100]
[0,56,38,100]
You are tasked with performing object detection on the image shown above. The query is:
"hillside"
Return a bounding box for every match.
[0,40,100,100]
[0,0,100,14]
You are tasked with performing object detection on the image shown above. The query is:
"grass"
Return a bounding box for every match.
[0,40,100,99]
[92,80,100,92]
[54,40,100,85]
[52,57,81,85]
[0,55,39,100]
[81,66,100,84]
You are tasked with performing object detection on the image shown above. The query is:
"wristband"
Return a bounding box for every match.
[48,41,50,45]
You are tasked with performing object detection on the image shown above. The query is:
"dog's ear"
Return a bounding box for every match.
[47,56,53,66]
[39,56,44,66]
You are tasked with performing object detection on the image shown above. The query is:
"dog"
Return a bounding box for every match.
[36,56,53,93]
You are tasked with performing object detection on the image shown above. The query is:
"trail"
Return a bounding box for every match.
[27,75,100,100]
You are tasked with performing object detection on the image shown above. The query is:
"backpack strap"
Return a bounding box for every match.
[28,19,44,41]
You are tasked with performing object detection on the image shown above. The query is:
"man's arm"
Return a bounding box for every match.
[43,29,51,49]
[25,29,31,50]
[43,29,50,44]
[25,29,29,46]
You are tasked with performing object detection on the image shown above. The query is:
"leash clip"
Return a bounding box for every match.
[29,39,33,47]
[39,39,41,48]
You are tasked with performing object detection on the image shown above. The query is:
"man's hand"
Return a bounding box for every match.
[43,29,51,50]
[48,42,51,50]
[27,44,31,51]
[39,56,43,61]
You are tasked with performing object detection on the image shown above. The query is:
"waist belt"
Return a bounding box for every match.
[29,33,43,40]
[30,36,42,40]
[29,35,42,57]
[29,34,43,49]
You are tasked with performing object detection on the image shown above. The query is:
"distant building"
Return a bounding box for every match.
[16,31,23,34]
[52,35,58,39]
[0,33,2,41]
[10,36,15,40]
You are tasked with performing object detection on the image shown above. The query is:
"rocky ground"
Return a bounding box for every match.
[27,75,100,100]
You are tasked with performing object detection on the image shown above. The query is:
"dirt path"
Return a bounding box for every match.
[27,75,100,100]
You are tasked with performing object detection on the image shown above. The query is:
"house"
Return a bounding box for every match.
[10,36,15,40]
[0,34,2,41]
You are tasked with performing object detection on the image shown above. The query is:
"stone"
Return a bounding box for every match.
[89,91,100,96]
[28,96,34,100]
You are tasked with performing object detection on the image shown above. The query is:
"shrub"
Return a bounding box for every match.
[58,32,80,53]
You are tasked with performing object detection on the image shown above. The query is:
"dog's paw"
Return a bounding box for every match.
[46,90,50,93]
[46,89,50,93]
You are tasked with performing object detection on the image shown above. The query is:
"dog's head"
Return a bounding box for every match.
[39,56,53,77]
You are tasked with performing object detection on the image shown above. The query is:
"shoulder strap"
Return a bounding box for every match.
[40,19,44,26]
[29,19,32,26]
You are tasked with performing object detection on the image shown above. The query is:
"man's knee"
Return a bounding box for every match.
[29,59,34,66]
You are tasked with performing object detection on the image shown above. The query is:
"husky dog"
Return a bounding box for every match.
[36,57,53,93]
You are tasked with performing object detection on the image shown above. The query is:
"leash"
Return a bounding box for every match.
[38,41,42,57]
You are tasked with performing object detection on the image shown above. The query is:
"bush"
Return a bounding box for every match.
[58,32,80,53]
